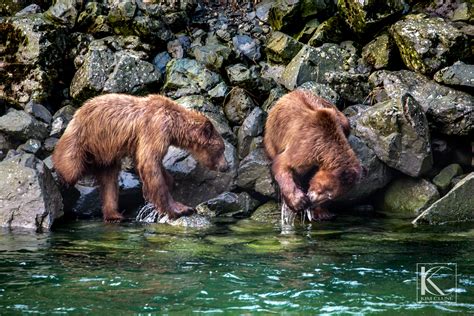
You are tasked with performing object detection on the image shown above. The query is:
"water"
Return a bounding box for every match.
[0,215,473,314]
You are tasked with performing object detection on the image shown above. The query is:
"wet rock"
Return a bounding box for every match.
[163,58,221,98]
[152,52,171,76]
[196,191,260,218]
[17,139,41,155]
[362,34,395,70]
[50,105,76,137]
[24,101,52,125]
[0,153,63,231]
[164,213,212,228]
[265,31,303,63]
[232,34,261,61]
[433,164,463,193]
[250,200,280,224]
[413,172,474,225]
[369,70,474,136]
[0,110,49,142]
[193,43,232,71]
[237,148,276,198]
[381,178,439,219]
[44,0,79,28]
[338,0,407,35]
[354,93,433,177]
[434,61,474,90]
[224,87,256,125]
[298,81,342,108]
[390,14,469,75]
[237,107,265,159]
[163,141,238,207]
[308,15,348,47]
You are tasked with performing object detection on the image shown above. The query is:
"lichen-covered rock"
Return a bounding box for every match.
[434,61,474,90]
[413,172,474,225]
[265,31,303,63]
[232,34,261,61]
[432,164,463,193]
[381,178,439,218]
[369,70,474,136]
[237,107,265,159]
[250,200,280,224]
[196,191,260,218]
[298,81,342,107]
[295,18,320,43]
[324,71,371,105]
[0,110,49,142]
[163,58,221,98]
[237,148,276,198]
[50,105,76,137]
[0,153,63,231]
[44,0,79,28]
[193,43,232,71]
[390,14,469,75]
[224,87,256,125]
[226,63,262,93]
[362,33,395,70]
[308,15,348,47]
[354,93,433,177]
[338,0,407,35]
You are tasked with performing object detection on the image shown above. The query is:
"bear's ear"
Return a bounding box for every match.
[201,120,214,139]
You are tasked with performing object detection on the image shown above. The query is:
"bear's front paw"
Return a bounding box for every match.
[167,202,196,220]
[286,190,309,212]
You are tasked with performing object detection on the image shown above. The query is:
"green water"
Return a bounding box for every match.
[0,215,473,314]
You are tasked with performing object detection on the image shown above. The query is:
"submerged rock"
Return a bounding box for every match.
[196,191,260,218]
[354,93,432,177]
[434,61,474,90]
[381,178,439,219]
[136,203,212,228]
[413,172,474,225]
[0,154,63,231]
[250,200,280,225]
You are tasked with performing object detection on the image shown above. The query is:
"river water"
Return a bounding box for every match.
[0,215,473,314]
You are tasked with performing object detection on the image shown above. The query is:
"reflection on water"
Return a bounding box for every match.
[0,216,473,314]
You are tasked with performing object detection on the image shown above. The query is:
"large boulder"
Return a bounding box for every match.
[413,172,474,225]
[434,61,474,90]
[0,110,49,142]
[0,154,63,231]
[237,148,276,198]
[353,93,433,177]
[369,70,474,136]
[390,14,470,75]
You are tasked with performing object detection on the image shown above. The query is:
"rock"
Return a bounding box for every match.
[50,105,76,137]
[237,148,276,198]
[167,39,184,59]
[434,61,474,90]
[390,14,469,75]
[15,4,43,16]
[163,58,221,98]
[298,81,342,108]
[232,34,261,61]
[381,178,439,218]
[237,107,265,159]
[44,0,79,28]
[196,191,260,218]
[262,86,287,112]
[0,153,63,231]
[336,135,394,204]
[0,134,13,161]
[17,139,41,154]
[208,82,229,102]
[226,63,261,92]
[338,0,407,35]
[250,200,280,224]
[224,87,256,125]
[308,15,348,47]
[255,0,274,22]
[295,18,320,43]
[362,33,395,70]
[153,52,172,76]
[162,11,189,32]
[432,164,463,193]
[164,213,212,228]
[280,44,346,90]
[193,43,232,71]
[0,110,49,142]
[24,101,52,124]
[2,1,51,16]
[108,0,136,24]
[369,70,474,136]
[413,172,474,225]
[265,31,303,63]
[324,72,371,105]
[43,137,58,153]
[354,93,433,177]
[163,141,238,207]
[452,2,473,22]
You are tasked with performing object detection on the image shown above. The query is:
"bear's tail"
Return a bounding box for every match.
[52,125,86,185]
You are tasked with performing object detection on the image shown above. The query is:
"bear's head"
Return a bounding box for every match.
[307,165,363,205]
[190,119,229,172]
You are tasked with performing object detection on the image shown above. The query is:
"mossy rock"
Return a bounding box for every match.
[432,164,463,193]
[362,33,395,70]
[308,15,349,47]
[250,201,281,225]
[266,31,304,63]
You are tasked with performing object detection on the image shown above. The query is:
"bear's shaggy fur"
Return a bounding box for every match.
[53,93,228,222]
[264,89,362,214]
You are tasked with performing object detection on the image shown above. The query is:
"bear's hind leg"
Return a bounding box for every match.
[96,163,124,222]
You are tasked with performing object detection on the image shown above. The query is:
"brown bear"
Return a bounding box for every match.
[53,93,228,222]
[264,89,362,218]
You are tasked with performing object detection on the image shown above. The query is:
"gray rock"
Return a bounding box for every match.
[295,18,320,43]
[434,61,474,90]
[232,34,261,61]
[413,172,474,225]
[381,178,439,219]
[237,107,265,159]
[226,63,261,92]
[0,110,49,142]
[255,0,274,22]
[224,87,256,125]
[265,31,303,63]
[298,81,342,108]
[237,148,276,198]
[15,4,43,16]
[0,134,13,161]
[354,93,433,177]
[45,0,79,28]
[260,62,286,87]
[262,86,287,113]
[164,213,212,228]
[0,154,63,231]
[108,0,136,23]
[196,191,260,217]
[250,200,280,224]
[50,105,76,137]
[362,33,395,70]
[153,52,172,76]
[208,82,229,102]
[390,14,469,75]
[43,137,58,153]
[24,101,52,124]
[369,70,474,136]
[194,43,232,71]
[324,71,371,105]
[17,139,42,154]
[432,164,463,193]
[308,15,348,47]
[167,39,184,59]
